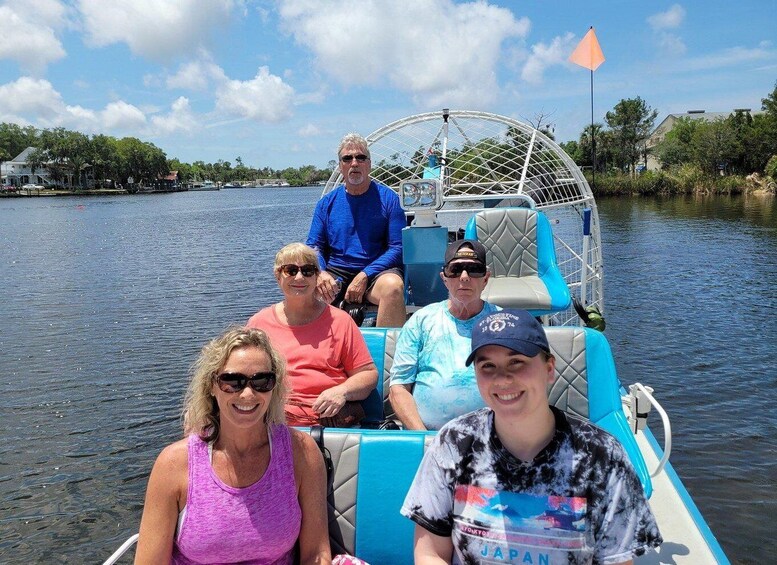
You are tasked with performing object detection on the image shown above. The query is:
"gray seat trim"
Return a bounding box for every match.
[547,327,589,419]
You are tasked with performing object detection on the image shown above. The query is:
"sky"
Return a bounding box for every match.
[0,0,775,170]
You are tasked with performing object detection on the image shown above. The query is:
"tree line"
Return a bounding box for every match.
[559,81,777,186]
[0,124,334,189]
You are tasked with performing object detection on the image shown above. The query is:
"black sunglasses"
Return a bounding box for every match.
[280,264,318,277]
[216,371,277,393]
[443,261,487,278]
[340,154,369,163]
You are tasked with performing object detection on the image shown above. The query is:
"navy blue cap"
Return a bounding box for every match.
[465,309,550,366]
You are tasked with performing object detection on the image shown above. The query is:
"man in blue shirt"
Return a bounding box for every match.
[306,133,406,327]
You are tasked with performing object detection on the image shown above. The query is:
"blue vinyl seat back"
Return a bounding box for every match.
[360,327,401,423]
[318,428,434,564]
[464,207,571,315]
[546,326,652,497]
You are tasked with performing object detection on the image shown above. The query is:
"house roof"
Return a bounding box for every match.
[651,109,765,136]
[11,147,37,162]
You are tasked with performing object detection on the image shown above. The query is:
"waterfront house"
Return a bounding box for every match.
[0,146,96,188]
[646,109,764,171]
[153,171,181,192]
[0,147,55,187]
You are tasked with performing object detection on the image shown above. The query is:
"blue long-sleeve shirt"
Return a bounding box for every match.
[306,180,405,277]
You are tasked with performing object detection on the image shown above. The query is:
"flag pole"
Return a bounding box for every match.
[569,25,605,191]
[590,67,595,191]
[569,26,605,309]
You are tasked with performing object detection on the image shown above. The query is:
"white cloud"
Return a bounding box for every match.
[0,76,204,138]
[101,101,147,130]
[521,32,576,84]
[0,2,68,74]
[214,66,295,122]
[166,56,227,91]
[298,123,321,137]
[657,33,687,56]
[680,45,775,71]
[278,0,529,107]
[648,4,685,30]
[0,77,67,122]
[78,0,236,62]
[150,97,199,135]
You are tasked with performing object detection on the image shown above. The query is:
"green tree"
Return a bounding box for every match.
[654,117,700,169]
[0,123,38,162]
[690,119,736,174]
[115,137,167,186]
[605,97,658,174]
[89,134,120,187]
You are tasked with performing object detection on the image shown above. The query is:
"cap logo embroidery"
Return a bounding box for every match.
[489,319,507,332]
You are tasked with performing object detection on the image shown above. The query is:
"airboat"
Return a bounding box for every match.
[103,110,729,564]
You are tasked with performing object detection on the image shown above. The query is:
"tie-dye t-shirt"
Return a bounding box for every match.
[401,407,662,564]
[389,300,500,429]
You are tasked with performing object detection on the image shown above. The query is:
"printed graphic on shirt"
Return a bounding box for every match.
[401,409,662,565]
[453,485,589,564]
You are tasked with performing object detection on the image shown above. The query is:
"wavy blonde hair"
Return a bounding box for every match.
[183,327,288,441]
[273,242,319,275]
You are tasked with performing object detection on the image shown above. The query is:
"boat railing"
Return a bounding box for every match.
[101,533,138,565]
[627,383,673,477]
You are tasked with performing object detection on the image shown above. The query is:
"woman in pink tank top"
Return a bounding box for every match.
[135,327,331,564]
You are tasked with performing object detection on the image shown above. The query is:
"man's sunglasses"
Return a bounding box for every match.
[280,264,318,277]
[443,261,487,278]
[216,371,277,393]
[340,154,369,163]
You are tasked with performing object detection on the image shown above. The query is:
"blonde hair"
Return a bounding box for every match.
[273,242,319,274]
[337,133,371,160]
[183,327,288,441]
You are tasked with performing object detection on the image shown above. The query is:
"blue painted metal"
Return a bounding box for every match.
[401,225,448,306]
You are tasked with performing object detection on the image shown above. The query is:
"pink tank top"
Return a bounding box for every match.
[172,425,302,564]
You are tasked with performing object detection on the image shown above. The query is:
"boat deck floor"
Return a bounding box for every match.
[634,429,727,564]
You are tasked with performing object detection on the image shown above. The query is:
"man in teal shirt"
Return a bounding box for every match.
[389,240,499,429]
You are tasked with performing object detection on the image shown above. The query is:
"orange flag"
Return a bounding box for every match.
[569,27,605,71]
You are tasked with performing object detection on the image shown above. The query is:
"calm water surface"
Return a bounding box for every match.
[0,188,774,564]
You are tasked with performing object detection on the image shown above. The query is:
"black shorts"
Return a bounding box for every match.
[325,266,404,305]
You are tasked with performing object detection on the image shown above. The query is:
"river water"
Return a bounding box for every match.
[0,188,774,564]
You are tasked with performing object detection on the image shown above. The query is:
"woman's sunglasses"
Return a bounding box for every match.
[216,371,277,393]
[280,264,318,277]
[340,154,369,163]
[442,261,487,278]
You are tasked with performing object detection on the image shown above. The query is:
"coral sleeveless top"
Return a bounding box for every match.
[172,425,301,564]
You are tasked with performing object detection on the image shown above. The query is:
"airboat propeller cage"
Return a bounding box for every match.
[319,108,604,324]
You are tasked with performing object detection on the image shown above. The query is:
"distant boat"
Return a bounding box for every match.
[223,182,242,189]
[189,180,219,191]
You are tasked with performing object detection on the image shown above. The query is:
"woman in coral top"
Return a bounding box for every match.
[246,243,378,427]
[135,327,330,564]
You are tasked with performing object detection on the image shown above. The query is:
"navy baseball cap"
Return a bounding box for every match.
[465,309,550,366]
[444,239,486,266]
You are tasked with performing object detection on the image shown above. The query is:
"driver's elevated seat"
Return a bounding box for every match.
[464,207,571,315]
